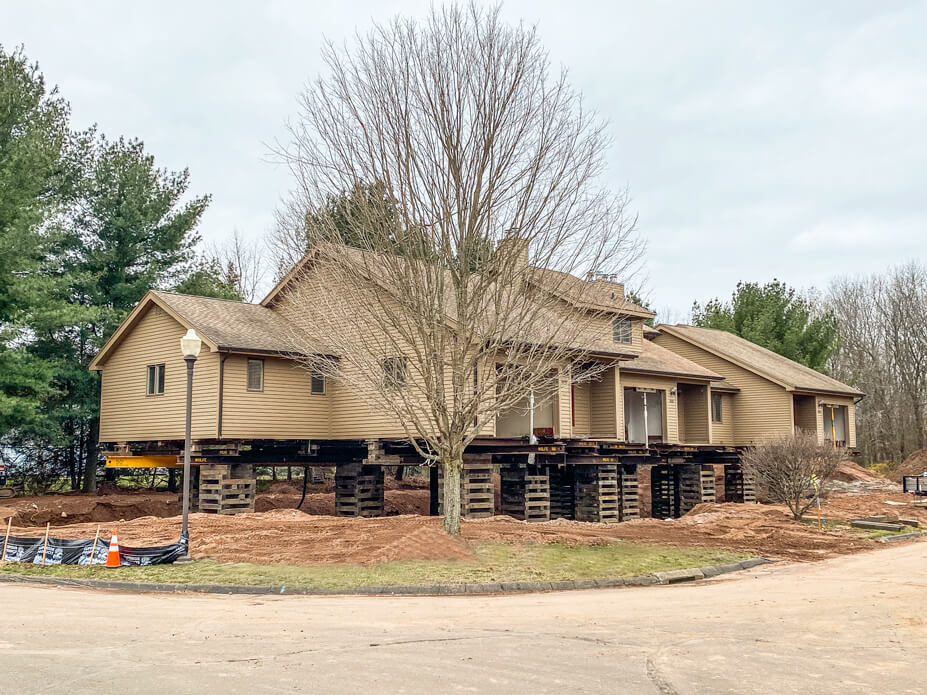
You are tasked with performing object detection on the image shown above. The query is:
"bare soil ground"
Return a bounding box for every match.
[2,473,923,565]
[0,487,431,527]
[888,448,927,482]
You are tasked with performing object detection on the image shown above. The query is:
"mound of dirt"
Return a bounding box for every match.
[5,485,925,567]
[888,449,927,483]
[385,475,430,490]
[7,511,475,566]
[255,489,430,516]
[0,492,179,528]
[832,461,883,483]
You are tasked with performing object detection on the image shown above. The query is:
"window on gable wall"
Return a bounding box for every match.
[382,356,408,390]
[146,364,165,395]
[247,359,264,391]
[310,372,326,395]
[612,317,632,344]
[711,393,723,423]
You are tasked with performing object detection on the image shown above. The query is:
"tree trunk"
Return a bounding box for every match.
[168,468,178,493]
[442,456,463,535]
[82,418,99,493]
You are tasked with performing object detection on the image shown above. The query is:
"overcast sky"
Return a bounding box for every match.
[5,1,925,316]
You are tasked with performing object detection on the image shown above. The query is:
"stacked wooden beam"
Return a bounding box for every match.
[675,465,702,517]
[198,464,255,515]
[574,465,619,523]
[700,464,717,503]
[437,457,494,519]
[548,466,575,519]
[501,466,550,522]
[335,463,385,517]
[650,465,676,519]
[363,439,403,467]
[619,464,639,521]
[724,465,756,504]
[742,469,757,503]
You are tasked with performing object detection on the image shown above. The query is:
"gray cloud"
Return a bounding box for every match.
[4,0,925,312]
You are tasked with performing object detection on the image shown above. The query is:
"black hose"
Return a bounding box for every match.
[297,465,309,510]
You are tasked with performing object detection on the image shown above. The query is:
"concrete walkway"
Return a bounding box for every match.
[2,542,925,694]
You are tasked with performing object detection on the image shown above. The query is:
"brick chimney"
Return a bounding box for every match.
[497,237,530,271]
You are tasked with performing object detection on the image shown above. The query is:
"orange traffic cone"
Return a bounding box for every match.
[105,529,121,568]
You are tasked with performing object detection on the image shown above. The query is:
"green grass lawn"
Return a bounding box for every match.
[0,542,747,590]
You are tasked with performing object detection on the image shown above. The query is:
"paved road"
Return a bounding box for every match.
[1,542,925,695]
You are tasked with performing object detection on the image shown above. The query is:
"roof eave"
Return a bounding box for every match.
[88,291,221,371]
[217,346,339,360]
[789,386,865,398]
[619,367,722,381]
[656,324,792,390]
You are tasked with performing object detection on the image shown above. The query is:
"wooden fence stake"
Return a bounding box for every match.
[1,516,11,565]
[90,525,101,565]
[41,522,50,566]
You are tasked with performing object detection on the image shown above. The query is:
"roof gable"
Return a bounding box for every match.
[90,290,329,370]
[620,339,723,381]
[656,324,863,397]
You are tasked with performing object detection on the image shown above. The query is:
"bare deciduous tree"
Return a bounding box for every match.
[208,229,267,302]
[829,262,927,465]
[741,433,843,520]
[275,3,643,534]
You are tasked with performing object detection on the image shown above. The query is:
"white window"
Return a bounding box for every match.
[613,317,632,344]
[382,356,408,389]
[146,364,165,395]
[310,372,326,395]
[247,359,264,391]
[711,393,723,423]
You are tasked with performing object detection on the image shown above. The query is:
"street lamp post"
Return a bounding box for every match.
[177,328,201,563]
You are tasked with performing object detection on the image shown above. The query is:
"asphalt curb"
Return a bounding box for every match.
[0,557,771,596]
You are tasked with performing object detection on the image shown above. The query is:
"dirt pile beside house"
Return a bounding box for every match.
[817,490,927,523]
[833,461,883,482]
[888,449,927,482]
[0,488,431,527]
[0,492,180,528]
[256,489,430,516]
[6,493,912,566]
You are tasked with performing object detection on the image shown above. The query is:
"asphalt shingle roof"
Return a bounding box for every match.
[621,339,722,380]
[151,291,326,355]
[658,324,862,397]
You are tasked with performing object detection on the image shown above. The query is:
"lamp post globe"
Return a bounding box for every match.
[177,328,201,564]
[181,328,202,358]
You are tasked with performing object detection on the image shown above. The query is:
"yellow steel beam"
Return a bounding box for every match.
[105,455,181,469]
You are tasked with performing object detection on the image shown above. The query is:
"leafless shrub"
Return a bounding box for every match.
[741,433,843,520]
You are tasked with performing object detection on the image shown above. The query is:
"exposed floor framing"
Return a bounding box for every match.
[105,436,751,522]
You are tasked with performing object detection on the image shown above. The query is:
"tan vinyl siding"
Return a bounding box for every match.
[848,399,857,448]
[619,373,679,444]
[631,319,644,351]
[710,392,735,445]
[221,355,332,439]
[572,381,592,437]
[678,383,710,444]
[271,269,410,440]
[328,362,409,438]
[793,396,817,434]
[654,333,793,445]
[557,368,572,438]
[589,366,618,439]
[99,306,218,442]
